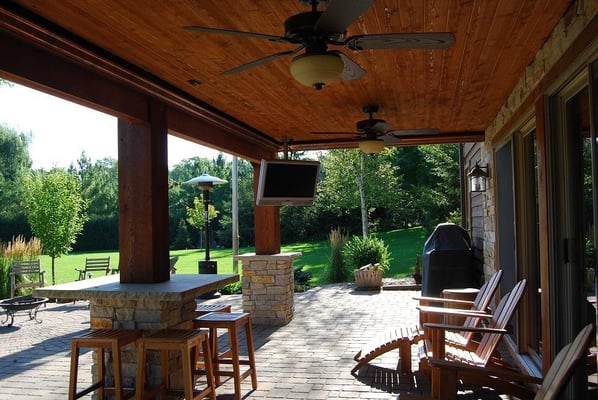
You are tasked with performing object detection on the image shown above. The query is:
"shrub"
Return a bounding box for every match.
[294,265,313,292]
[327,227,349,283]
[343,235,391,272]
[220,281,242,295]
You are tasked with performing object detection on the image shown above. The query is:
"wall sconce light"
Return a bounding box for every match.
[467,162,489,192]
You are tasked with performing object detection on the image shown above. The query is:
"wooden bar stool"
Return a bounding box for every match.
[193,312,257,400]
[135,329,215,400]
[195,303,232,317]
[69,329,141,400]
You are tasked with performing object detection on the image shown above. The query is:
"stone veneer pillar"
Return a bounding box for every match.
[88,294,201,392]
[236,252,301,325]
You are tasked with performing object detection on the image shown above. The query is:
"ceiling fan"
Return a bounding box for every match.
[311,105,440,153]
[183,0,455,90]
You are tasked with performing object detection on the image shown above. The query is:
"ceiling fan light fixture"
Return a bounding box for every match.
[289,52,344,90]
[359,139,386,154]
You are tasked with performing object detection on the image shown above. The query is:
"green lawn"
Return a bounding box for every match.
[38,226,430,286]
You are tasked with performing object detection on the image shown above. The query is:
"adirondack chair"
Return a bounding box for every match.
[420,279,528,400]
[169,256,179,274]
[352,269,502,374]
[415,269,503,346]
[75,257,111,280]
[410,323,594,400]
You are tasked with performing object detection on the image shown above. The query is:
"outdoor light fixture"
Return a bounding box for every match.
[359,139,386,154]
[184,173,227,296]
[467,162,489,192]
[289,52,344,90]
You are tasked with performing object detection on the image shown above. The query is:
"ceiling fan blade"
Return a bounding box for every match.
[222,46,304,75]
[311,131,359,136]
[345,32,456,50]
[315,0,374,34]
[183,26,288,43]
[387,128,440,136]
[380,135,401,144]
[331,51,366,81]
[369,121,393,135]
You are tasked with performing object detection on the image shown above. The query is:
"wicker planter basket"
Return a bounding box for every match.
[354,268,384,289]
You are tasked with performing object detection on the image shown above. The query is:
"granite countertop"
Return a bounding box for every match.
[34,273,239,301]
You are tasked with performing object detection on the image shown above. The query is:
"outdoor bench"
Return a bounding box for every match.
[76,257,111,280]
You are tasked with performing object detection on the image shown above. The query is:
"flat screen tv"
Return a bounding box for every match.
[256,159,320,206]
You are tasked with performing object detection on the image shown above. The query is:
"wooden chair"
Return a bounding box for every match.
[420,279,527,400]
[169,256,179,274]
[10,259,45,298]
[424,323,594,400]
[415,269,503,345]
[76,257,111,280]
[352,269,502,374]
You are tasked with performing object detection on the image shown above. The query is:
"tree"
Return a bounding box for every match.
[319,148,400,237]
[23,169,88,284]
[73,152,118,218]
[186,196,220,249]
[392,144,460,228]
[0,125,32,241]
[67,153,119,250]
[0,125,32,219]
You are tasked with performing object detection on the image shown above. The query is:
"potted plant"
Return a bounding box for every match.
[344,235,391,290]
[353,263,385,289]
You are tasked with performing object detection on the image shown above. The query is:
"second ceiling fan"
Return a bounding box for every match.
[311,105,440,153]
[184,0,455,89]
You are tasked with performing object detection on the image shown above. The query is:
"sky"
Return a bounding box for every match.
[0,83,225,170]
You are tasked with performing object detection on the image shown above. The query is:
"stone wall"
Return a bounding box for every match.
[477,2,597,273]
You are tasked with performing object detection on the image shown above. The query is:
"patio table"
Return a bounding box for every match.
[33,273,238,303]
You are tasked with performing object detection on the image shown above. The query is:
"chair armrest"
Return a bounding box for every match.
[418,305,491,318]
[413,295,476,307]
[423,322,507,335]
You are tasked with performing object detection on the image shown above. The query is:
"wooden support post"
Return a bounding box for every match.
[253,162,280,255]
[117,100,170,283]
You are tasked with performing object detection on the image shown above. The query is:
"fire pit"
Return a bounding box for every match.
[0,295,48,326]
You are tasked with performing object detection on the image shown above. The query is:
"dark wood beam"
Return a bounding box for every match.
[0,29,148,122]
[0,5,279,160]
[167,108,277,163]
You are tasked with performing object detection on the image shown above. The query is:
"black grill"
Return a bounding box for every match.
[421,223,480,297]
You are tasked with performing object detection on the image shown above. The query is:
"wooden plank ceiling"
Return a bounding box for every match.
[3,0,573,153]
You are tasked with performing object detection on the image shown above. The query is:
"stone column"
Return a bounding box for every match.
[236,252,301,325]
[88,296,198,392]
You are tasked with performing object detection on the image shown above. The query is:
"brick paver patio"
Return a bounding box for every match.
[0,282,508,399]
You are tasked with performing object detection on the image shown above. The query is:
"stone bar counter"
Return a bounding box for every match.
[34,273,238,392]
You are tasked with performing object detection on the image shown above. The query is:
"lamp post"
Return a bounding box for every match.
[184,173,227,296]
